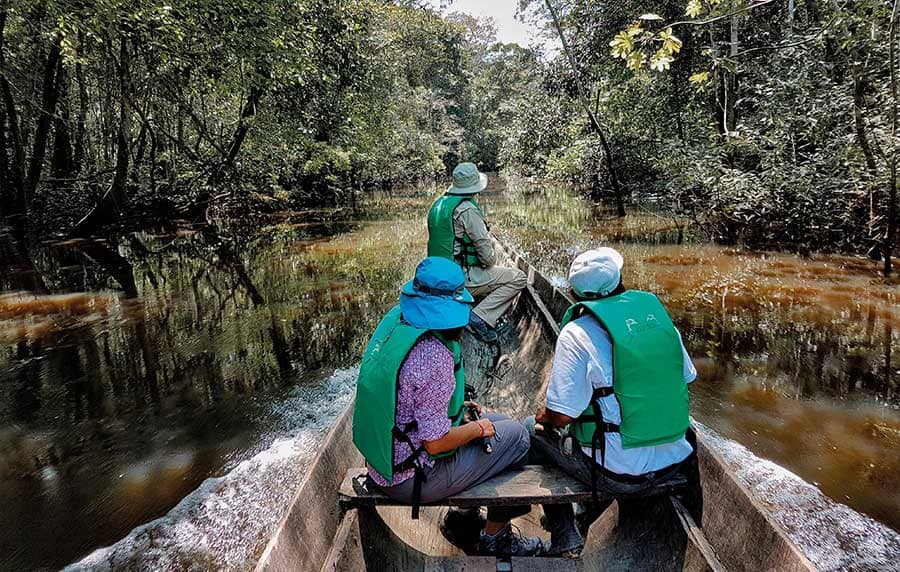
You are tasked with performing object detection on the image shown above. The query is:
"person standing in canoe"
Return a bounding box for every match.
[530,248,701,557]
[352,257,544,557]
[426,163,526,342]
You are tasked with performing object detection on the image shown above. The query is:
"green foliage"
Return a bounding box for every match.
[2,0,525,230]
[501,0,900,258]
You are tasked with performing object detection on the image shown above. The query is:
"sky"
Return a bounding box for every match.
[436,0,551,51]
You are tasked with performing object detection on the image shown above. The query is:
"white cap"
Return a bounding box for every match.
[567,248,624,299]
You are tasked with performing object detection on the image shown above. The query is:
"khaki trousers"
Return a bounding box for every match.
[465,265,527,327]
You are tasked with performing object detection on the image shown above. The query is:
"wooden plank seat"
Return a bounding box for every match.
[339,464,687,509]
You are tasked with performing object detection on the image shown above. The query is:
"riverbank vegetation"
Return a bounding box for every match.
[0,0,501,237]
[1,0,899,274]
[507,0,900,273]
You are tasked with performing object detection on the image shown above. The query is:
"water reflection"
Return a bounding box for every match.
[0,200,430,570]
[482,178,900,532]
[2,179,898,570]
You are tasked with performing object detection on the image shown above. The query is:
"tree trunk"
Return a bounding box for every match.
[710,30,726,138]
[69,37,131,237]
[886,0,900,276]
[852,65,878,179]
[24,33,64,204]
[852,63,880,245]
[73,30,88,172]
[0,1,26,227]
[725,1,739,134]
[50,57,75,184]
[544,0,626,217]
[182,82,266,222]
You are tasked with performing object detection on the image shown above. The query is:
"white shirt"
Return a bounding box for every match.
[546,314,697,476]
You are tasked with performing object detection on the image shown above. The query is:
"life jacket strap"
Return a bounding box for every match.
[391,423,424,470]
[575,416,620,434]
[454,239,481,269]
[391,421,430,520]
[411,465,426,520]
[591,386,615,399]
[585,386,618,505]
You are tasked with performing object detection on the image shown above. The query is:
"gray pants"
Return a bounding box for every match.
[466,266,527,327]
[524,416,701,547]
[377,412,531,522]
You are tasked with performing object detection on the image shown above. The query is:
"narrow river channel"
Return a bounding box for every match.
[1,176,897,570]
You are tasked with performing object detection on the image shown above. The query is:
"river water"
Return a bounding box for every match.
[0,177,897,570]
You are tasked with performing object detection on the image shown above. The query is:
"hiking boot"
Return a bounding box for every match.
[477,524,544,557]
[540,511,584,558]
[495,316,513,336]
[466,313,498,342]
[440,508,485,553]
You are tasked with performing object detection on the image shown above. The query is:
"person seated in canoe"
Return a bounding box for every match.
[352,257,544,557]
[530,248,700,557]
[426,162,526,342]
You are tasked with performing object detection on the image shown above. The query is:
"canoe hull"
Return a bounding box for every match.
[256,238,815,571]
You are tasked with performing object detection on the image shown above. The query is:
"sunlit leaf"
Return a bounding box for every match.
[689,71,711,84]
[650,52,674,72]
[686,0,703,18]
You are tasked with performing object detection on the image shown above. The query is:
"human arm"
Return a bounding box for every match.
[535,323,594,428]
[410,339,495,456]
[457,205,495,267]
[535,406,577,429]
[422,418,495,455]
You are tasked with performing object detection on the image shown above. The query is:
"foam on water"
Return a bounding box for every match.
[696,422,900,571]
[65,368,358,572]
[65,367,899,571]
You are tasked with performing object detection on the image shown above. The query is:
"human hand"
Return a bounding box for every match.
[464,400,484,422]
[475,418,495,439]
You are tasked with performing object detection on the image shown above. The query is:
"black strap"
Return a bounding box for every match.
[577,414,621,433]
[586,390,619,505]
[411,465,426,519]
[590,421,603,506]
[391,421,429,519]
[413,277,465,298]
[591,386,615,399]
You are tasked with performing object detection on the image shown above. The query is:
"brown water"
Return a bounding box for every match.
[0,178,898,571]
[0,208,429,571]
[480,179,900,532]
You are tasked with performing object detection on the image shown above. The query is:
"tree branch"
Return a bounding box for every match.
[668,0,778,29]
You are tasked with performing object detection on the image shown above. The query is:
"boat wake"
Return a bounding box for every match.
[65,368,358,572]
[696,423,900,571]
[64,366,898,571]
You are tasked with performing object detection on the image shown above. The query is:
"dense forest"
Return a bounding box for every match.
[0,0,898,273]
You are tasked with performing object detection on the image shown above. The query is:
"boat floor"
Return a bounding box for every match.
[257,239,817,572]
[327,498,713,571]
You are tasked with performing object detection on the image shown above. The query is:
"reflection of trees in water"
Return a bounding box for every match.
[683,300,896,403]
[0,224,377,482]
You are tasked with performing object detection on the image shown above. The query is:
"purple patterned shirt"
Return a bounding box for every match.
[367,335,455,487]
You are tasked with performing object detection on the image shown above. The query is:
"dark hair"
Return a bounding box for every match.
[571,280,626,302]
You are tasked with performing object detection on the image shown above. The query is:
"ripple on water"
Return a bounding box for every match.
[65,368,358,571]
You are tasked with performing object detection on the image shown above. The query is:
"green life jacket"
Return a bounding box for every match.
[560,291,689,455]
[427,194,484,268]
[352,305,465,485]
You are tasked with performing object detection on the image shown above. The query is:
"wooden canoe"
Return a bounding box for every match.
[255,239,817,572]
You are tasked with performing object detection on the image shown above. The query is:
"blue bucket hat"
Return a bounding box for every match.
[400,257,474,330]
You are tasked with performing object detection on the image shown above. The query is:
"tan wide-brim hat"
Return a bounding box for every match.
[447,162,488,195]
